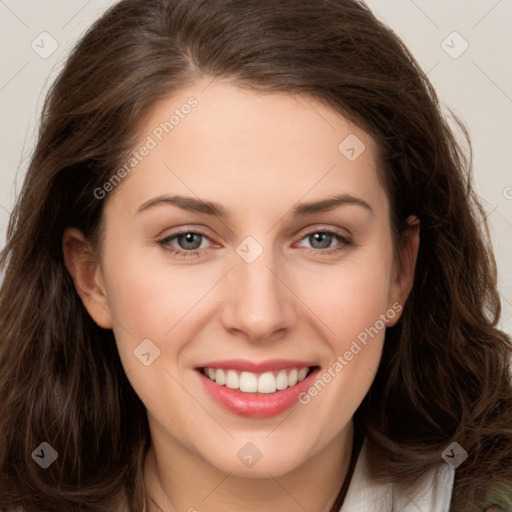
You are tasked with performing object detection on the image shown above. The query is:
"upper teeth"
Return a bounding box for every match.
[202,367,311,394]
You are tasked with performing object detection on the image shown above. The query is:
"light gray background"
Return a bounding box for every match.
[1,0,511,334]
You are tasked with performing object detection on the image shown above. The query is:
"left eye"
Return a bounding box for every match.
[166,232,208,251]
[297,231,347,250]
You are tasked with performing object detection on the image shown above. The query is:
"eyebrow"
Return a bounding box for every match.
[136,193,374,218]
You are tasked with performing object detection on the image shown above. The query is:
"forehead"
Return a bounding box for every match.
[107,78,388,220]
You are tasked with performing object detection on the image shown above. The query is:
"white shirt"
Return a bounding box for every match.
[341,437,455,512]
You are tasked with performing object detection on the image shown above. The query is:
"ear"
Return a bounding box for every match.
[386,215,420,326]
[62,227,113,329]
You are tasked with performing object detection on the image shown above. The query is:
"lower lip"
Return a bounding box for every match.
[196,367,320,418]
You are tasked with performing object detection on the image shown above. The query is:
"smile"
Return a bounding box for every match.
[200,367,311,394]
[195,362,321,418]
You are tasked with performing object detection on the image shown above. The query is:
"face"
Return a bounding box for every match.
[65,77,417,478]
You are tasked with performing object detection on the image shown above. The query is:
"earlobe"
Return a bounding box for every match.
[386,216,420,326]
[62,227,113,329]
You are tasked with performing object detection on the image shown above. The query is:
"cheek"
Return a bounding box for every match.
[100,243,227,388]
[102,242,217,336]
[100,252,203,410]
[302,236,394,344]
[297,255,393,438]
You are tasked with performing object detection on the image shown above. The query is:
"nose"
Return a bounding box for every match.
[220,247,298,343]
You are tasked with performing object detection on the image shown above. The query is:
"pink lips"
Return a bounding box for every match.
[195,358,320,418]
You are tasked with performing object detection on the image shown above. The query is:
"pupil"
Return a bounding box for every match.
[311,233,331,249]
[180,233,201,250]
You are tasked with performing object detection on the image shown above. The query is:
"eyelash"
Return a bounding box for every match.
[157,228,353,259]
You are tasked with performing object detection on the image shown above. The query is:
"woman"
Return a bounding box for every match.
[0,0,511,511]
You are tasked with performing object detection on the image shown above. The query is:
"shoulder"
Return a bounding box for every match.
[342,437,454,511]
[342,437,512,512]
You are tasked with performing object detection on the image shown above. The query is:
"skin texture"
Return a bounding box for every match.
[63,77,419,512]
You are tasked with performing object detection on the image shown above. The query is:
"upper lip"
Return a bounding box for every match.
[195,359,318,373]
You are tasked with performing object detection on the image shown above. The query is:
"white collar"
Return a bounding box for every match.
[341,437,455,512]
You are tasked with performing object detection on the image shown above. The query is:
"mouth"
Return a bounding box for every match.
[195,364,321,418]
[198,366,314,394]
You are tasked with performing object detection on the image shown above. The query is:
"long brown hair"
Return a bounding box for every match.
[1,0,511,511]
